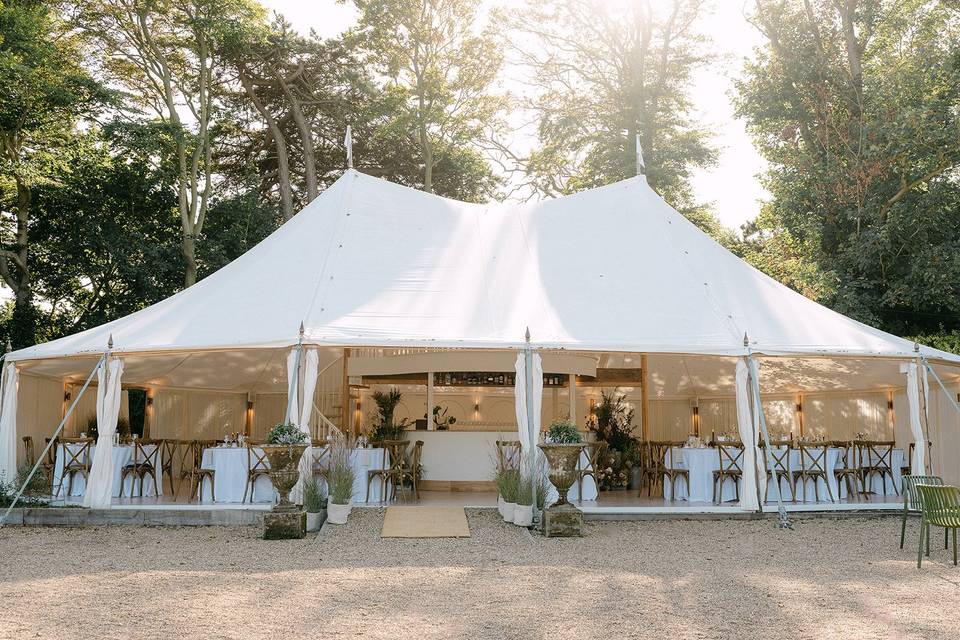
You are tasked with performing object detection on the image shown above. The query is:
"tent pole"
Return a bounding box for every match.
[341,348,351,436]
[640,354,649,441]
[285,323,305,425]
[0,351,107,528]
[745,340,792,530]
[920,356,960,418]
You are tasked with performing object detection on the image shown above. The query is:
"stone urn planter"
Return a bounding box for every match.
[538,443,583,505]
[260,444,308,540]
[539,442,585,537]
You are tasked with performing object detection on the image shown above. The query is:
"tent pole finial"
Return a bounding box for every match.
[525,327,531,343]
[107,334,113,351]
[914,342,920,353]
[743,332,749,348]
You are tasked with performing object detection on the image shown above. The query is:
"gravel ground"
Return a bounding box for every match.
[1,511,959,640]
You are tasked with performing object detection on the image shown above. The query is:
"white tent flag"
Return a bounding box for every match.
[83,357,124,509]
[291,348,319,505]
[906,362,926,475]
[0,362,19,483]
[734,358,760,512]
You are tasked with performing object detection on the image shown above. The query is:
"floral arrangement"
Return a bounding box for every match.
[265,422,308,445]
[595,451,629,490]
[545,420,582,444]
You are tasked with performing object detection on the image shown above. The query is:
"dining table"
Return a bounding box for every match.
[663,445,905,503]
[199,445,276,504]
[52,442,164,499]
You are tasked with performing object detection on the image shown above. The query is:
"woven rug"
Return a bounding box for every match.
[380,506,471,538]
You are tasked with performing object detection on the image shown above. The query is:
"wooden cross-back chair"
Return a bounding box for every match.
[397,440,424,501]
[21,436,35,468]
[830,440,860,501]
[857,440,898,497]
[578,441,606,501]
[759,441,791,502]
[56,437,94,498]
[120,440,160,498]
[495,440,522,471]
[712,442,743,503]
[243,443,271,503]
[792,442,834,503]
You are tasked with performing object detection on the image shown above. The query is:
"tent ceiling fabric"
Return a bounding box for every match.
[9,170,960,372]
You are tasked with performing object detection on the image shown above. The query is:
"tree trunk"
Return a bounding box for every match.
[182,233,197,287]
[239,68,294,220]
[8,176,34,347]
[277,69,318,202]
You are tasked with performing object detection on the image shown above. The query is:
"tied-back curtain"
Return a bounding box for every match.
[906,362,926,474]
[514,354,529,459]
[0,362,19,483]
[83,358,124,509]
[735,358,760,512]
[291,348,319,504]
[284,348,300,425]
[513,352,543,468]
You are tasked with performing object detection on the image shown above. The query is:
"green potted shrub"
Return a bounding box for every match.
[368,389,410,442]
[262,422,309,510]
[513,474,534,527]
[303,477,327,532]
[325,439,355,525]
[538,419,584,506]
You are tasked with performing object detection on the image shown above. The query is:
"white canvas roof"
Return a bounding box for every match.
[9,170,960,367]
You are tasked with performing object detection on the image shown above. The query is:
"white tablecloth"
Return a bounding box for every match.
[352,448,389,503]
[664,445,905,504]
[200,446,276,504]
[663,447,739,503]
[53,443,163,499]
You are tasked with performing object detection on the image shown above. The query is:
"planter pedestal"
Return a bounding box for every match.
[542,502,582,537]
[263,508,306,540]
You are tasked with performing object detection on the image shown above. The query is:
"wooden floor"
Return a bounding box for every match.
[47,489,904,515]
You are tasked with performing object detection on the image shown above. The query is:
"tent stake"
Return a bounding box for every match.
[0,352,108,527]
[745,339,792,530]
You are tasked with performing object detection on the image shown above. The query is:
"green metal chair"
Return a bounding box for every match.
[915,484,960,568]
[900,475,943,549]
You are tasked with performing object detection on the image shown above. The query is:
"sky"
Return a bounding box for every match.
[262,0,769,229]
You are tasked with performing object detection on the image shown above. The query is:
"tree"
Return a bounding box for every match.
[79,0,264,287]
[735,0,960,335]
[348,0,504,197]
[0,0,105,347]
[505,0,717,213]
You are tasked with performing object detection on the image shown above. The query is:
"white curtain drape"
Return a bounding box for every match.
[513,352,543,464]
[284,348,300,424]
[514,353,529,457]
[0,362,19,483]
[735,358,760,512]
[83,358,124,509]
[906,362,926,475]
[291,348,319,504]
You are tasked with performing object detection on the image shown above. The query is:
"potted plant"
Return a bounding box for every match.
[368,389,410,442]
[538,420,584,506]
[303,477,327,532]
[262,422,309,510]
[326,439,355,525]
[497,467,519,522]
[513,474,534,527]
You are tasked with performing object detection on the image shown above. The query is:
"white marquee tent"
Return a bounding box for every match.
[1,170,959,513]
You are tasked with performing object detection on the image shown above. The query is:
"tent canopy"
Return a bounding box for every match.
[9,170,960,371]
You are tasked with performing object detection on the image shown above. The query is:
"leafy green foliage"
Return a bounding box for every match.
[368,388,410,442]
[325,439,355,505]
[303,477,327,513]
[545,420,582,444]
[734,0,960,336]
[265,422,307,445]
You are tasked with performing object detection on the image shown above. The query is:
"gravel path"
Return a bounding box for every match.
[1,511,958,639]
